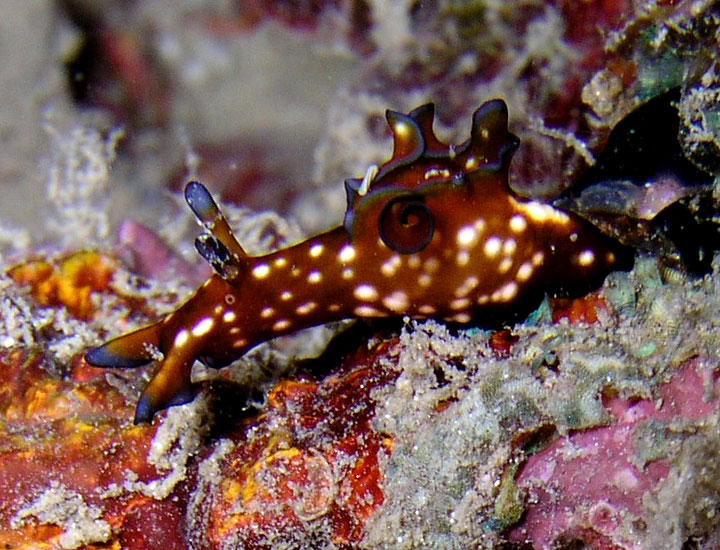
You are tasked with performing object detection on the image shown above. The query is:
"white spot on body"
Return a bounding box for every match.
[273,319,291,331]
[381,255,402,277]
[230,327,241,335]
[456,250,470,266]
[173,329,189,348]
[252,264,270,279]
[260,307,275,319]
[516,262,533,282]
[498,257,513,274]
[456,225,479,248]
[515,200,570,225]
[296,302,317,315]
[408,255,421,269]
[452,312,472,323]
[455,275,479,297]
[281,290,293,301]
[509,215,527,233]
[339,245,356,263]
[354,284,379,301]
[191,317,214,337]
[492,282,518,303]
[424,257,440,273]
[233,339,247,348]
[223,311,237,323]
[342,267,355,279]
[394,120,411,139]
[382,291,409,312]
[451,298,471,310]
[418,304,436,315]
[503,239,517,256]
[274,257,288,268]
[532,251,545,266]
[309,243,324,258]
[425,167,451,180]
[578,249,595,266]
[307,270,322,284]
[328,304,341,312]
[354,305,383,317]
[484,236,501,257]
[418,274,432,287]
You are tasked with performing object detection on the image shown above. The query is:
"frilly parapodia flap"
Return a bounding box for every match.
[343,99,520,237]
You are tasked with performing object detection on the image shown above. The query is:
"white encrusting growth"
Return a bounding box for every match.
[191,317,214,337]
[354,284,379,301]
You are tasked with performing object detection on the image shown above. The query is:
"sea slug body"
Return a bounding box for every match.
[86,99,634,423]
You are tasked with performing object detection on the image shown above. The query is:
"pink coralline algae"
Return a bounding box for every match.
[508,357,720,549]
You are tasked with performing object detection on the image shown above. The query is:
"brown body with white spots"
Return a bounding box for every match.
[86,99,633,423]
